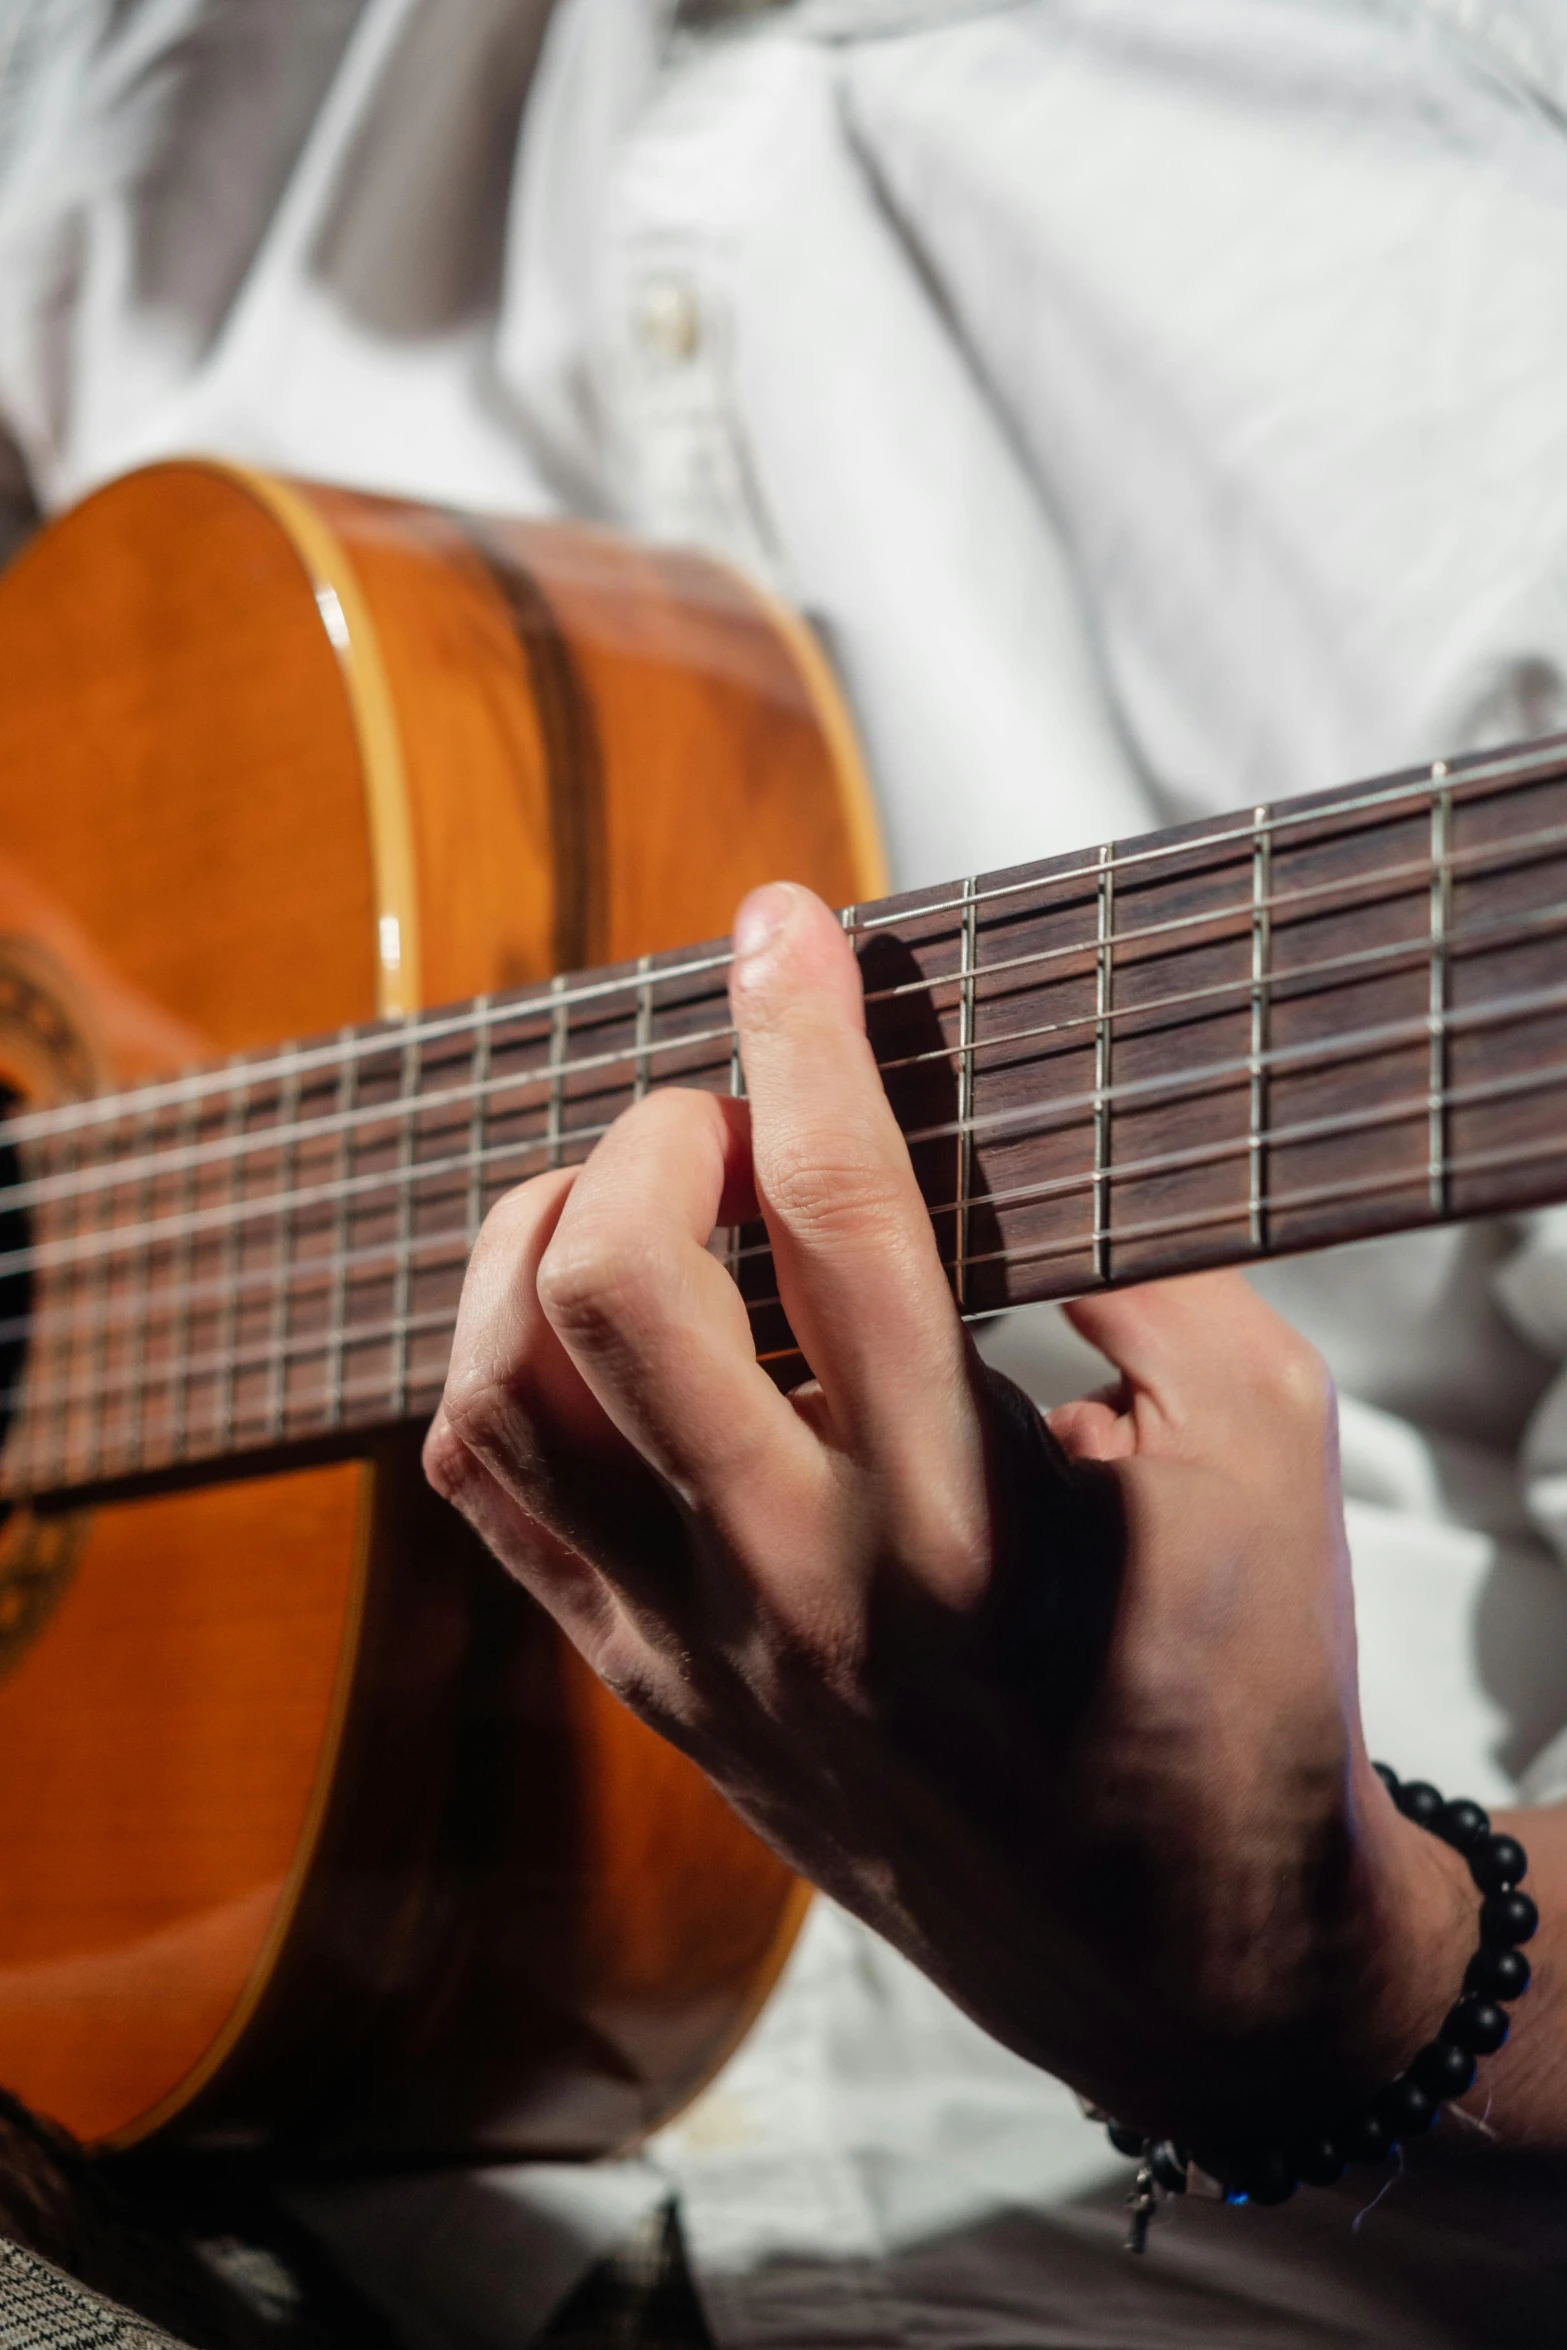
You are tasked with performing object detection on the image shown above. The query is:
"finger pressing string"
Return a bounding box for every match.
[729,884,975,1492]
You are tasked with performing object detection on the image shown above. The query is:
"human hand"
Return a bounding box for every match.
[424,882,1474,2148]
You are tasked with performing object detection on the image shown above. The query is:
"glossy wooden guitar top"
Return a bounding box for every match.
[0,462,883,2159]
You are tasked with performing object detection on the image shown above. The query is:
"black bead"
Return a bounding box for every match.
[1291,2129,1346,2187]
[1466,1945,1532,2003]
[1378,2076,1438,2136]
[1342,2108,1396,2165]
[1106,2121,1146,2159]
[1230,2148,1298,2205]
[1481,1889,1540,1948]
[1397,1780,1444,1829]
[1471,1834,1528,1894]
[1412,2038,1477,2100]
[1372,1761,1401,1797]
[1442,1995,1511,2056]
[1149,2141,1188,2193]
[1437,1798,1490,1853]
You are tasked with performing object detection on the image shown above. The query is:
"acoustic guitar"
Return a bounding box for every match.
[4,461,1567,2168]
[0,462,878,2163]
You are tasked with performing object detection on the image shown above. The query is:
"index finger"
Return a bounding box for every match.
[728,884,975,1477]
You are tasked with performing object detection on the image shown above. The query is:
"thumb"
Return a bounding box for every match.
[1053,1268,1325,1463]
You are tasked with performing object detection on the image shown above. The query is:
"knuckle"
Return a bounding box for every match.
[587,1625,697,1742]
[586,1620,653,1709]
[439,1370,527,1475]
[762,1147,909,1249]
[422,1413,476,1503]
[537,1220,666,1339]
[1265,1330,1334,1424]
[906,1516,995,1616]
[598,1650,669,1727]
[442,1371,506,1452]
[469,1167,561,1271]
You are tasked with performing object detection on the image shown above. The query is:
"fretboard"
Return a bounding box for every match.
[9,733,1567,1506]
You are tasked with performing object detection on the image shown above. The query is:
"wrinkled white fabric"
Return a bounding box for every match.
[7,0,1567,2341]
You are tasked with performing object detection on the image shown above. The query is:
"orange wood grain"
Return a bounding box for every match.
[0,464,383,2142]
[0,1468,362,2141]
[0,462,881,2156]
[299,489,563,1005]
[0,465,378,1051]
[483,519,887,960]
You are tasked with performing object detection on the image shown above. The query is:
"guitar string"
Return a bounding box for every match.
[15,729,1565,1151]
[17,1108,1567,1485]
[9,788,1564,1203]
[1,804,1564,1234]
[3,739,1562,1157]
[7,905,1565,1362]
[0,814,1495,1200]
[4,944,1567,1310]
[726,1031,1567,1281]
[777,1115,1567,1332]
[745,1123,1567,1369]
[13,746,1567,1477]
[10,1032,1567,1440]
[838,742,1564,937]
[0,954,1541,1372]
[845,886,1567,1102]
[6,781,1566,1445]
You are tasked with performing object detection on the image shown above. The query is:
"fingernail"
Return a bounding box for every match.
[733,883,793,966]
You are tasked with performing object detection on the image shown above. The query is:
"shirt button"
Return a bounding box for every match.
[634,273,703,362]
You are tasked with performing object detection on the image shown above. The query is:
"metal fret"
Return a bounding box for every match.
[47,1122,86,1490]
[547,973,568,1169]
[1093,842,1115,1282]
[16,736,1567,1495]
[634,953,654,1100]
[75,1104,117,1483]
[265,1057,301,1441]
[39,1116,88,1490]
[211,1064,249,1452]
[120,1096,160,1469]
[323,1027,358,1430]
[1429,766,1452,1214]
[954,877,978,1305]
[165,1070,202,1463]
[465,1000,491,1246]
[387,1023,421,1418]
[1249,804,1272,1251]
[9,732,1567,1190]
[17,1126,47,1493]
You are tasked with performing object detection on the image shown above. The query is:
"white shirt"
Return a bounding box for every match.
[6,2,1567,2340]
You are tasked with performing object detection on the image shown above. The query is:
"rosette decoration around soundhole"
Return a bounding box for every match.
[0,937,98,1683]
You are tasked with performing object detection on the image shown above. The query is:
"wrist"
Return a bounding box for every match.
[1105,1762,1535,2233]
[1154,1757,1477,2149]
[1345,1761,1477,2092]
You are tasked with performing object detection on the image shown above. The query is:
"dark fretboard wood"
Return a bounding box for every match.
[10,733,1567,1505]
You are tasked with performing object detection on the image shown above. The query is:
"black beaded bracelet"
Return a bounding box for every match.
[1104,1764,1536,2253]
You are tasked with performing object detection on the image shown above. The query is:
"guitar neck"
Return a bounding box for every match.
[10,733,1567,1506]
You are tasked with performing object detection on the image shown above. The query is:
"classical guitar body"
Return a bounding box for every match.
[0,464,882,2160]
